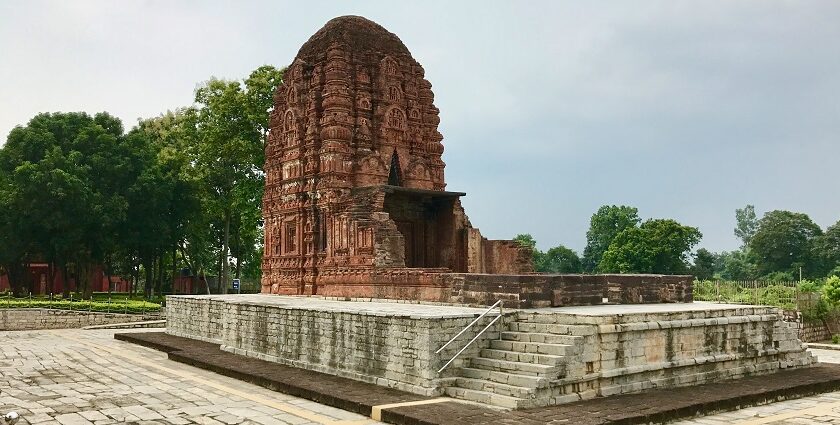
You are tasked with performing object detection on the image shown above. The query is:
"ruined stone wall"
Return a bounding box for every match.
[0,309,155,331]
[449,274,693,308]
[481,240,534,274]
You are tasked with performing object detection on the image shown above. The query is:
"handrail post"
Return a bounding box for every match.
[498,302,503,341]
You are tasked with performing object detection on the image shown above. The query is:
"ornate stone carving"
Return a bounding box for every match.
[262,16,531,295]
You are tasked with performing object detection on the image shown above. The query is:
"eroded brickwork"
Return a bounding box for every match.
[262,16,530,295]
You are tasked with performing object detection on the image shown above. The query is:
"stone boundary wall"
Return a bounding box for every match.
[799,320,831,343]
[166,295,504,396]
[782,310,833,343]
[0,309,157,331]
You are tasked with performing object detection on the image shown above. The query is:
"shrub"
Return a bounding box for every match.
[823,276,840,305]
[833,334,840,345]
[763,271,796,282]
[798,280,820,293]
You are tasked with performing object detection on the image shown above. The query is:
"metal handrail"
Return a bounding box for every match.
[436,300,504,373]
[435,300,502,354]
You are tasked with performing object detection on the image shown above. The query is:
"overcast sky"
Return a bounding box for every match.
[1,1,839,253]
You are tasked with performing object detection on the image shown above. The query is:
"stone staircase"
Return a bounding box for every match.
[444,317,594,409]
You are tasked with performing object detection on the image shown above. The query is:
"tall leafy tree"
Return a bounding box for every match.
[193,66,283,292]
[717,250,757,281]
[691,248,717,280]
[748,210,822,278]
[540,245,583,273]
[0,112,150,297]
[582,205,641,272]
[734,205,758,250]
[816,220,840,277]
[599,219,702,274]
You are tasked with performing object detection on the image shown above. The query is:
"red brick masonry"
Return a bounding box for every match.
[316,273,693,308]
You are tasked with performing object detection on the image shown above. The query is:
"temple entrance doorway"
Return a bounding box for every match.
[382,186,463,269]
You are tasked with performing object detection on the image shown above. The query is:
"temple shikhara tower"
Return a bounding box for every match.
[262,16,531,296]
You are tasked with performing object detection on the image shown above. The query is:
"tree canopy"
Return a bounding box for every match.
[748,210,823,279]
[581,205,640,272]
[599,219,702,274]
[0,65,284,297]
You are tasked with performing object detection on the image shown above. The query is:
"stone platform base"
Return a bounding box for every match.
[166,295,813,408]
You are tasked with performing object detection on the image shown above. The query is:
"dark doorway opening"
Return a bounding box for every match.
[382,186,462,269]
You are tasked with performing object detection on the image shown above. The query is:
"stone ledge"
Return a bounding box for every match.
[116,331,840,425]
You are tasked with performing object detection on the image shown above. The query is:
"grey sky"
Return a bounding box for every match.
[1,1,838,253]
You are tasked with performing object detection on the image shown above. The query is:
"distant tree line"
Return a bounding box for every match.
[0,65,284,297]
[692,205,840,281]
[517,204,840,280]
[516,205,701,275]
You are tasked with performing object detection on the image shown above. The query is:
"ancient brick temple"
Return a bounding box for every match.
[261,16,532,296]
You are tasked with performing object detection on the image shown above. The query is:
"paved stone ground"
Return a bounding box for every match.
[6,329,840,425]
[0,329,382,425]
[672,348,840,425]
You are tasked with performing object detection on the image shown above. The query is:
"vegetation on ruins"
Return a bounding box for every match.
[0,65,284,298]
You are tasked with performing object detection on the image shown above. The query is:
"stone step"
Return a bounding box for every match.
[480,348,563,365]
[444,386,526,409]
[501,331,583,345]
[490,340,573,356]
[459,367,547,388]
[471,356,564,377]
[454,377,535,399]
[507,321,595,336]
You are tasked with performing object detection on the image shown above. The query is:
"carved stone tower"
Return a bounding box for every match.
[262,16,531,296]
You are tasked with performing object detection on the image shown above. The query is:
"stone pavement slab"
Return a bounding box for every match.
[117,331,840,425]
[0,329,381,425]
[171,294,493,318]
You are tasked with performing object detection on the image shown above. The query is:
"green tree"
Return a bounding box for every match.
[717,250,757,280]
[691,248,716,280]
[816,220,840,277]
[748,210,823,278]
[193,66,283,292]
[582,205,641,272]
[734,205,758,250]
[599,219,702,274]
[540,245,583,273]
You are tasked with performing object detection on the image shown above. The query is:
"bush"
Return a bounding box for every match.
[801,296,830,321]
[833,334,840,344]
[0,295,161,314]
[823,276,840,305]
[798,279,821,293]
